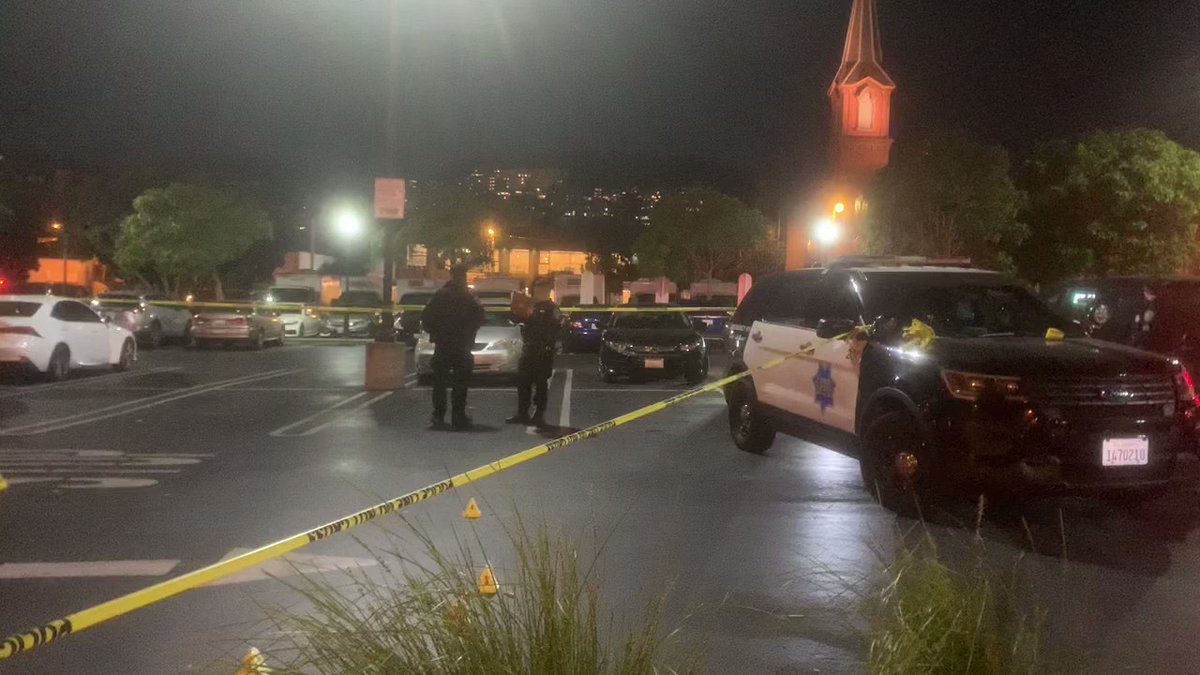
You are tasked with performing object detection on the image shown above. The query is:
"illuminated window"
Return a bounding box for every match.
[856,88,874,130]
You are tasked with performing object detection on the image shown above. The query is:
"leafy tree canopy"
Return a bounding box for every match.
[396,184,516,269]
[864,132,1027,271]
[634,188,771,285]
[1016,128,1200,282]
[115,183,272,297]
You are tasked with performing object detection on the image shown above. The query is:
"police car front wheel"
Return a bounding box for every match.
[860,411,937,517]
[727,382,775,454]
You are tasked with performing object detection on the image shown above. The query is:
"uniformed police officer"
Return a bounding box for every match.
[507,282,561,429]
[422,264,484,430]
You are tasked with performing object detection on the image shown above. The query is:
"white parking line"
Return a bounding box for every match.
[292,391,394,436]
[559,369,573,428]
[0,367,182,400]
[269,391,394,437]
[0,368,302,436]
[268,392,371,436]
[0,560,180,579]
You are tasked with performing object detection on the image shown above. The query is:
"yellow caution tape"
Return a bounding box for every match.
[0,326,851,661]
[85,296,731,315]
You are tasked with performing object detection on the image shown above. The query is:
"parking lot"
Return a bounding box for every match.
[2,341,1200,673]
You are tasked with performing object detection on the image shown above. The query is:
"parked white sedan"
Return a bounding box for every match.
[415,313,523,380]
[0,296,137,380]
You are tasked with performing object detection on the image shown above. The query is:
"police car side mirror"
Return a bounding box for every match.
[816,317,856,339]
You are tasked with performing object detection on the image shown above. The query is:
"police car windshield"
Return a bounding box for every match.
[613,312,690,330]
[867,277,1069,339]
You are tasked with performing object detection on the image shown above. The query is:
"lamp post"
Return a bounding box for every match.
[334,209,364,334]
[51,221,66,287]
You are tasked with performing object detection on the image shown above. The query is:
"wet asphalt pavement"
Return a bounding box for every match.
[1,342,1200,674]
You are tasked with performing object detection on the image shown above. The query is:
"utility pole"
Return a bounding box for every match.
[376,0,402,343]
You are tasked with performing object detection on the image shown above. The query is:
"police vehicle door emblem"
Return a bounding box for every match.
[813,362,835,412]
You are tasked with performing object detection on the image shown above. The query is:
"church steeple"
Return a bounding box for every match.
[829,0,895,181]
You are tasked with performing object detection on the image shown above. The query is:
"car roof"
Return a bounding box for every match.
[0,295,55,303]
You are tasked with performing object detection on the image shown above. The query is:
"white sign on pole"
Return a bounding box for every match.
[374,178,406,219]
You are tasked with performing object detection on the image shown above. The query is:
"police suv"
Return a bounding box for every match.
[724,258,1200,515]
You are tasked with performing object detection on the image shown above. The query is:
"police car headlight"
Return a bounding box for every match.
[941,370,1023,401]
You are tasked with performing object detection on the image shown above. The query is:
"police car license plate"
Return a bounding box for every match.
[644,357,665,369]
[1102,436,1149,466]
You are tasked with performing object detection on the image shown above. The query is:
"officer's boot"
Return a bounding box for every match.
[507,378,533,424]
[529,406,549,430]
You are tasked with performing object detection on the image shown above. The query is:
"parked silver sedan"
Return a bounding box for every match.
[415,312,523,380]
[189,307,284,350]
[93,290,193,348]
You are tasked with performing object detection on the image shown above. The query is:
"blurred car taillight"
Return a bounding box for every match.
[570,321,583,329]
[1175,366,1199,406]
[227,317,247,325]
[0,326,40,337]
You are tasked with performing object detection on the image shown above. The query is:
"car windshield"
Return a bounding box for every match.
[0,301,41,317]
[880,283,1069,339]
[266,288,313,304]
[400,293,434,306]
[481,312,516,327]
[613,312,690,330]
[334,293,380,306]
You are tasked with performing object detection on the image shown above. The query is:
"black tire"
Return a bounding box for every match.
[250,330,264,351]
[598,361,618,384]
[860,411,937,518]
[685,358,708,386]
[274,331,285,346]
[727,380,775,453]
[143,321,164,350]
[46,345,71,382]
[296,323,305,338]
[182,320,193,347]
[113,339,135,372]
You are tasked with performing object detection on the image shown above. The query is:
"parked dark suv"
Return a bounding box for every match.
[726,260,1200,514]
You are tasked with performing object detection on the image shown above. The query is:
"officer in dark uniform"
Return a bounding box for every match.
[1130,284,1158,349]
[422,264,484,430]
[507,282,562,429]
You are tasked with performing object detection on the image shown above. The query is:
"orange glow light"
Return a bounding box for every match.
[833,202,846,215]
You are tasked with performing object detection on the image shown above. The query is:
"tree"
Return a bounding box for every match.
[115,183,273,298]
[634,188,771,285]
[1016,129,1200,283]
[0,168,49,283]
[864,132,1027,271]
[395,184,507,269]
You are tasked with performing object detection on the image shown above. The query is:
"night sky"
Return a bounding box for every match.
[1,0,1197,199]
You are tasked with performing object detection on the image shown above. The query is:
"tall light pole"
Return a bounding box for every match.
[51,221,66,287]
[376,0,403,343]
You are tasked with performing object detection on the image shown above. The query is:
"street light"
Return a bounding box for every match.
[833,202,846,215]
[50,221,66,287]
[334,210,364,239]
[814,218,841,246]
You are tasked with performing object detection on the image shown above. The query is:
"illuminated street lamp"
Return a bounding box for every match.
[833,202,846,215]
[50,221,67,286]
[334,210,364,239]
[813,218,841,267]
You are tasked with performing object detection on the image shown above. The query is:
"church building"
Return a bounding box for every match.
[785,0,895,269]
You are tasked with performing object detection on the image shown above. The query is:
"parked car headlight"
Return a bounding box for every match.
[941,370,1022,401]
[489,338,521,351]
[605,339,633,355]
[678,338,705,352]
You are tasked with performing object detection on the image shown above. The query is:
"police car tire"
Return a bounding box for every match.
[861,411,935,518]
[728,381,775,454]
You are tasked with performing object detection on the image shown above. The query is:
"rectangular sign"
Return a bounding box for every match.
[374,178,406,219]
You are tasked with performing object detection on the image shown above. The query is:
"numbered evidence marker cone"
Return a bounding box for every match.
[235,647,269,675]
[462,497,482,520]
[478,565,499,595]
